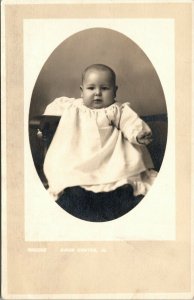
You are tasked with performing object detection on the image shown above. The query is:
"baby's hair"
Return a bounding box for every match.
[82,64,116,85]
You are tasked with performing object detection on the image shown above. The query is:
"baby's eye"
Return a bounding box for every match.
[87,87,94,90]
[101,87,109,90]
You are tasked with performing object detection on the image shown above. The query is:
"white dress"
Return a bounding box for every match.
[43,97,157,199]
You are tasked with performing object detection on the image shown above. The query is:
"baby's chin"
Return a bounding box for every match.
[84,100,115,109]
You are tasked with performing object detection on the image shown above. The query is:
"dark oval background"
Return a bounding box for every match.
[29,28,168,221]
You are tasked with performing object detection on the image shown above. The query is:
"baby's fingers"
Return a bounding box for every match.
[137,134,153,145]
[143,136,153,145]
[138,131,152,139]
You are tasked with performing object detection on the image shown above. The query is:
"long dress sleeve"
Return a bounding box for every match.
[119,103,152,144]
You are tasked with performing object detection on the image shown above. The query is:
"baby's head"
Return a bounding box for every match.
[80,64,118,109]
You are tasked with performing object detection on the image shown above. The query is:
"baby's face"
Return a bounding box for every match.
[80,70,117,109]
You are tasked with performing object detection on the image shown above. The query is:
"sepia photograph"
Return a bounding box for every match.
[1,1,193,299]
[29,27,167,222]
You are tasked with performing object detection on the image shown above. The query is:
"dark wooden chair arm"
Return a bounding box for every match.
[29,114,167,139]
[29,115,60,138]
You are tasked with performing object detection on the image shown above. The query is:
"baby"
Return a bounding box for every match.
[43,64,157,221]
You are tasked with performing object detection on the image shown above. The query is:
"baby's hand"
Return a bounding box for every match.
[136,131,153,145]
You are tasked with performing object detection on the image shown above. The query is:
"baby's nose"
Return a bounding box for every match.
[95,88,102,95]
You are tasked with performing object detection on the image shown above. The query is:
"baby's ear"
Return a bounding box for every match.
[80,85,83,97]
[114,86,118,97]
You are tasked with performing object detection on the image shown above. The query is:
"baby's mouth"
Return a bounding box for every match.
[93,99,102,102]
